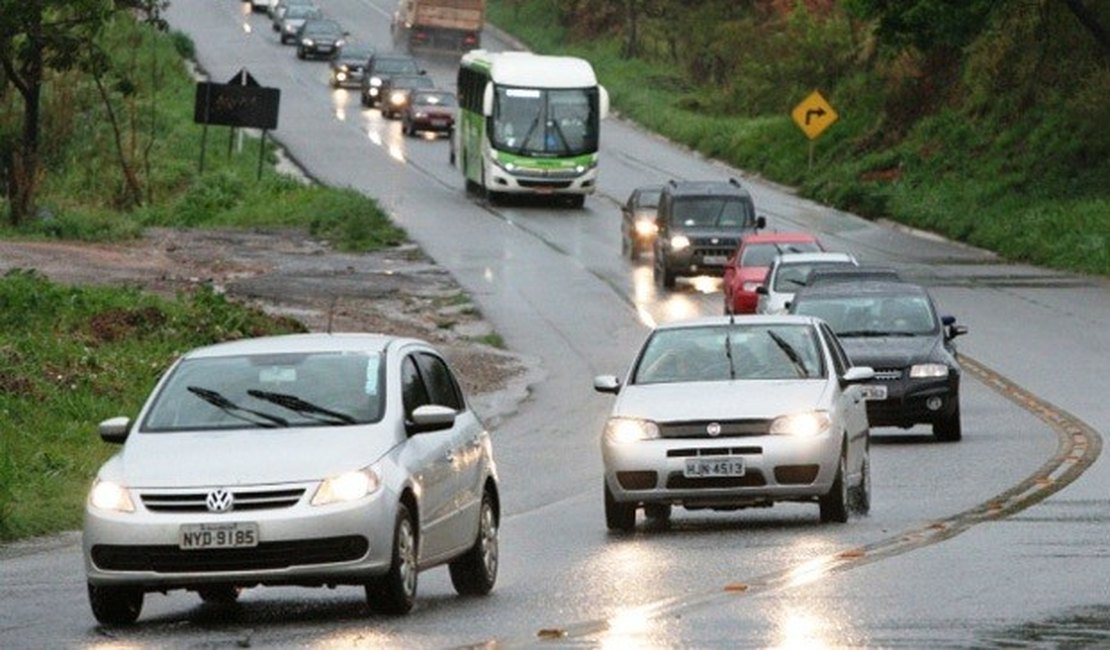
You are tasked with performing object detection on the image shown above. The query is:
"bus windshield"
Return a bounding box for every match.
[491,86,598,157]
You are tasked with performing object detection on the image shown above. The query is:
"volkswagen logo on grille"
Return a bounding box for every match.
[706,422,722,437]
[206,489,234,513]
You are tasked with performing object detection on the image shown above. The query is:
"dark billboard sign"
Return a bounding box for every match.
[194,80,280,130]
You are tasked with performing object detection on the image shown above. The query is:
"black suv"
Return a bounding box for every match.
[360,52,423,108]
[653,179,765,289]
[789,280,968,441]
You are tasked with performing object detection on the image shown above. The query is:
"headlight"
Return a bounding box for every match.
[336,38,346,47]
[89,479,135,513]
[370,77,382,87]
[575,164,587,174]
[770,412,831,437]
[390,91,406,105]
[284,24,296,33]
[302,38,315,47]
[910,363,949,378]
[339,64,349,72]
[414,111,427,119]
[604,417,660,444]
[670,235,691,251]
[312,467,381,505]
[741,281,761,292]
[336,71,347,81]
[634,219,658,237]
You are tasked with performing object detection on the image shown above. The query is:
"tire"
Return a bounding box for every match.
[297,49,305,60]
[366,503,418,615]
[197,585,241,604]
[644,503,671,523]
[654,262,676,289]
[566,194,586,209]
[819,452,849,523]
[448,489,499,596]
[933,400,962,442]
[604,481,636,532]
[88,583,143,626]
[849,446,871,515]
[360,91,370,108]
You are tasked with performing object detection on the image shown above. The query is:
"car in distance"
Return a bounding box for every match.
[653,179,767,289]
[296,19,347,60]
[620,185,663,261]
[360,52,423,108]
[594,315,874,531]
[755,251,858,314]
[329,44,374,89]
[271,0,315,27]
[380,74,436,119]
[83,333,500,625]
[278,5,323,44]
[401,89,458,136]
[722,231,824,315]
[789,280,968,441]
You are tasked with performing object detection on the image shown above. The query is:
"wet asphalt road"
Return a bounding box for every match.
[1,1,1108,647]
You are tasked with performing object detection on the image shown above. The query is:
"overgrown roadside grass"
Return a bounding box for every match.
[0,270,306,541]
[487,1,1109,276]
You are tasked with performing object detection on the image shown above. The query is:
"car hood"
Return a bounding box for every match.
[839,335,941,369]
[613,380,830,422]
[114,426,397,488]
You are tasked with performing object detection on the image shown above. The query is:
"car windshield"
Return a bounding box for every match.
[391,75,434,90]
[286,6,320,19]
[491,86,599,156]
[374,57,420,75]
[413,91,457,107]
[794,294,939,337]
[633,323,825,384]
[671,197,753,228]
[141,351,385,432]
[303,21,341,36]
[741,241,821,267]
[637,189,662,208]
[772,261,852,292]
[337,47,372,63]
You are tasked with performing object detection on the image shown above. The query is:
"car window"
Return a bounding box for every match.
[401,355,431,418]
[741,242,820,267]
[671,197,752,228]
[141,352,384,431]
[633,324,825,384]
[375,58,420,75]
[637,189,661,208]
[794,294,939,336]
[773,261,851,292]
[414,353,464,411]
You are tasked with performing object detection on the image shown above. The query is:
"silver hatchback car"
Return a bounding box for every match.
[84,333,499,625]
[594,315,874,531]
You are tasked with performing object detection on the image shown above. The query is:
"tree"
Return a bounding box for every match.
[1062,0,1109,54]
[0,0,116,225]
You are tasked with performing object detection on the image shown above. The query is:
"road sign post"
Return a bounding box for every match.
[791,90,839,169]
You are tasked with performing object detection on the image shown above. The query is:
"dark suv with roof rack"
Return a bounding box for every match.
[653,179,766,289]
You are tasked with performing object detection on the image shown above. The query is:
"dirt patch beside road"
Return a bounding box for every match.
[0,228,538,425]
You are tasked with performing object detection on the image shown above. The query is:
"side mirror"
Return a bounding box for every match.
[593,375,620,394]
[598,85,610,120]
[407,404,456,434]
[941,315,956,326]
[420,69,427,75]
[98,416,131,444]
[842,366,875,384]
[755,215,767,230]
[755,286,768,295]
[482,81,494,117]
[948,325,968,339]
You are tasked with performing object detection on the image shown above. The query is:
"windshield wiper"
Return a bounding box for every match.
[784,277,808,287]
[187,386,288,428]
[247,389,357,426]
[767,331,809,378]
[724,330,737,380]
[516,115,541,155]
[548,118,572,155]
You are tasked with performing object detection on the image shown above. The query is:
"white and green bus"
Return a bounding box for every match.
[455,50,609,208]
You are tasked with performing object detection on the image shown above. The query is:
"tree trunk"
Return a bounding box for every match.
[7,61,43,226]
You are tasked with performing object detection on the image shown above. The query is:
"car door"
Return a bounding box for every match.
[414,352,482,555]
[821,324,869,479]
[399,353,458,562]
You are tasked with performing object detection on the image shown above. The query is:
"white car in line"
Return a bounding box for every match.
[755,251,859,314]
[594,315,874,531]
[83,333,499,625]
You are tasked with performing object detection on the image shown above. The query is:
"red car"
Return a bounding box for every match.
[722,232,824,314]
[400,89,457,137]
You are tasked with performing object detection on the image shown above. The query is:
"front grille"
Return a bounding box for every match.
[667,446,762,457]
[774,464,820,485]
[666,470,766,489]
[518,179,573,189]
[90,536,369,573]
[872,368,903,381]
[659,419,771,439]
[141,488,306,513]
[617,471,658,490]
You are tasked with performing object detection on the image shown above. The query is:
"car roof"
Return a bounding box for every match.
[794,280,929,301]
[774,252,855,265]
[742,231,819,245]
[663,179,751,199]
[805,265,901,284]
[183,333,411,359]
[652,314,825,331]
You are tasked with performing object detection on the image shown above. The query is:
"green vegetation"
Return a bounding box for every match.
[1,13,404,252]
[489,1,1109,275]
[0,270,306,541]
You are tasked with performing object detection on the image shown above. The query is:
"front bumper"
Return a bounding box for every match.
[602,433,841,508]
[486,162,597,196]
[83,481,396,591]
[331,69,365,88]
[863,374,959,427]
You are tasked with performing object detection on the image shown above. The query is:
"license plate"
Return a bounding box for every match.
[702,255,727,266]
[179,522,259,550]
[861,385,888,401]
[684,458,745,478]
[430,119,448,127]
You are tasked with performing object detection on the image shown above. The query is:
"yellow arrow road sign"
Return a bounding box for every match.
[792,90,838,140]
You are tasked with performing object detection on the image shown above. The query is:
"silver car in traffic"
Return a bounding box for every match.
[83,333,499,624]
[594,315,874,531]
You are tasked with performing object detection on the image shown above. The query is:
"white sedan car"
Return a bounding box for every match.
[594,315,874,531]
[84,333,499,625]
[755,251,859,314]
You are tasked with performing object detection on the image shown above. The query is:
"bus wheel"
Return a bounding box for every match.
[565,195,585,209]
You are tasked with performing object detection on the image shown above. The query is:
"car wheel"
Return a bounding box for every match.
[360,91,370,108]
[88,583,143,626]
[819,452,849,523]
[933,400,962,442]
[566,194,586,209]
[604,481,636,532]
[197,585,241,604]
[849,446,871,515]
[448,489,499,596]
[366,503,418,615]
[297,48,305,60]
[643,503,671,523]
[657,264,676,289]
